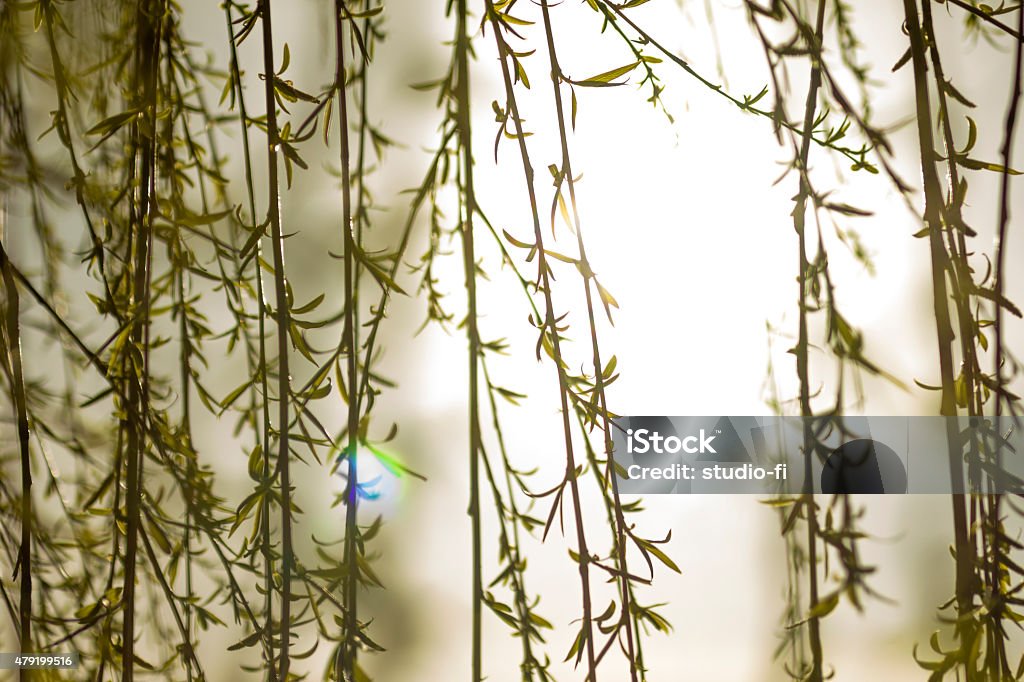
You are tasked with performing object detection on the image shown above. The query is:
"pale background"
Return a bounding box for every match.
[3,0,1023,679]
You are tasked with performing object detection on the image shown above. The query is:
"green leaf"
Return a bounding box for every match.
[825,202,872,217]
[601,355,617,380]
[942,80,976,109]
[228,630,264,652]
[529,612,553,629]
[240,219,269,260]
[515,57,531,89]
[959,156,1022,175]
[637,536,680,573]
[891,47,911,73]
[960,116,978,155]
[577,61,640,87]
[292,293,325,314]
[350,5,384,18]
[501,12,534,26]
[544,249,577,264]
[564,625,587,663]
[495,386,527,405]
[219,377,254,411]
[247,444,264,481]
[807,591,840,619]
[146,517,172,554]
[273,76,320,104]
[363,259,407,296]
[177,209,233,227]
[278,43,291,75]
[289,321,316,363]
[503,229,535,250]
[85,109,139,137]
[596,279,619,321]
[75,602,101,621]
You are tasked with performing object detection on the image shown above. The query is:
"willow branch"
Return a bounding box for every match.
[257,0,295,675]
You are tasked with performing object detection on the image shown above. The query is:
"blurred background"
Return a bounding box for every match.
[4,0,1024,679]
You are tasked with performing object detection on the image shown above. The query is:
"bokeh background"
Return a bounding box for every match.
[4,0,1024,679]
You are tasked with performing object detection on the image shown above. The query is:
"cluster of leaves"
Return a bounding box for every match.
[1,0,682,678]
[737,1,1024,680]
[2,0,1023,681]
[484,2,699,680]
[897,1,1024,680]
[544,8,914,680]
[405,0,684,679]
[0,0,410,679]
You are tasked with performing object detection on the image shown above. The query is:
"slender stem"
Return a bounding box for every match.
[1,240,32,663]
[786,2,827,678]
[333,2,361,678]
[353,4,372,336]
[481,360,540,679]
[990,9,1023,676]
[452,1,484,679]
[996,0,1024,418]
[919,2,1001,670]
[921,1,983,420]
[603,2,872,168]
[162,23,199,679]
[0,61,32,666]
[902,2,976,676]
[138,522,204,679]
[486,8,597,679]
[258,0,294,676]
[535,3,637,677]
[122,2,162,678]
[223,5,278,673]
[177,235,196,682]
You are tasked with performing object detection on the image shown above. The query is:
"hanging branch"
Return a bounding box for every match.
[920,3,1002,675]
[406,4,572,679]
[534,2,639,678]
[735,3,891,679]
[902,2,979,678]
[121,1,164,677]
[995,4,1024,419]
[332,1,362,677]
[481,357,557,682]
[161,19,199,677]
[38,0,112,306]
[1,243,32,658]
[0,28,33,660]
[944,0,1024,42]
[991,7,1024,675]
[449,0,485,679]
[3,248,280,674]
[595,1,880,170]
[484,4,599,678]
[905,1,1024,678]
[223,2,278,668]
[256,0,296,676]
[3,1,1023,679]
[789,3,828,677]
